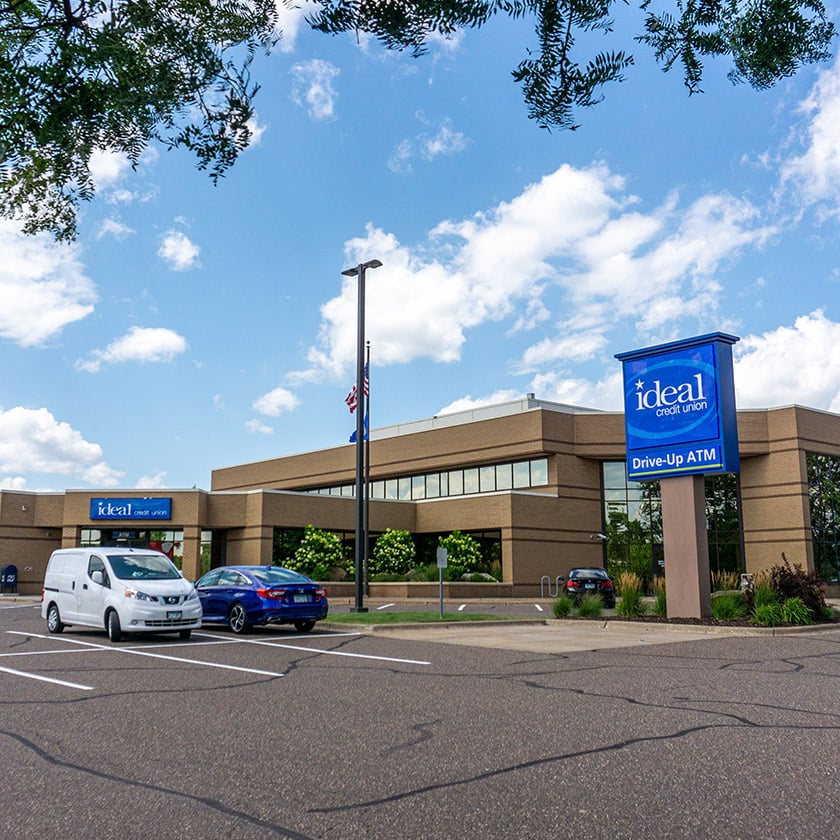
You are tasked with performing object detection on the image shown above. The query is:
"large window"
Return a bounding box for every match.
[602,463,742,582]
[808,452,840,582]
[310,457,550,501]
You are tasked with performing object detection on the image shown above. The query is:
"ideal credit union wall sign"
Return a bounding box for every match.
[615,333,740,482]
[90,497,172,521]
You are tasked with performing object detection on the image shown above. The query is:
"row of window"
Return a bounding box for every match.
[309,457,550,501]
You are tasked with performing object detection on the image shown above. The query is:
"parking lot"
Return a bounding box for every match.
[3,597,840,839]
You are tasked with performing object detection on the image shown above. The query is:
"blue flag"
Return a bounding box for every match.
[349,414,369,443]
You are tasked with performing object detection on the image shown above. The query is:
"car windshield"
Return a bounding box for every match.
[570,568,607,579]
[251,567,310,585]
[108,554,181,580]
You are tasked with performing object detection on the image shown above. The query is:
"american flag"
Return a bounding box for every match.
[345,363,369,413]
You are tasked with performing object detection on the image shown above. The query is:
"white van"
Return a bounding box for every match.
[41,547,202,642]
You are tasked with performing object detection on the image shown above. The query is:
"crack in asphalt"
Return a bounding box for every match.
[1,729,314,839]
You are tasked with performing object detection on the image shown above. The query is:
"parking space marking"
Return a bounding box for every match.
[192,631,432,665]
[0,664,93,690]
[7,631,285,677]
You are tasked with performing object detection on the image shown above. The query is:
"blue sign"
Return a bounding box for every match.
[615,333,740,481]
[90,497,172,521]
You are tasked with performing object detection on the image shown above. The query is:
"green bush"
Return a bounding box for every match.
[439,530,482,579]
[711,570,740,592]
[781,596,813,625]
[287,524,348,580]
[552,596,574,618]
[652,577,667,617]
[752,603,783,626]
[576,594,603,618]
[615,570,646,617]
[409,563,439,582]
[753,580,779,609]
[370,528,415,576]
[711,591,749,620]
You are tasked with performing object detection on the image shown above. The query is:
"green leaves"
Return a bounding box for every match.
[0,0,277,239]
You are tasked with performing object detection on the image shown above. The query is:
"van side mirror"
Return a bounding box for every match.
[91,570,104,585]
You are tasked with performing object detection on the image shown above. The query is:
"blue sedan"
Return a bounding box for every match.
[195,566,329,634]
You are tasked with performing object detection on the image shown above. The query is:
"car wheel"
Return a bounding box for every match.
[179,629,192,640]
[228,603,249,634]
[107,610,122,642]
[294,620,316,633]
[46,603,64,634]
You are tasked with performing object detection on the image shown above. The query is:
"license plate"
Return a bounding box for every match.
[584,583,596,589]
[293,594,311,603]
[167,610,182,619]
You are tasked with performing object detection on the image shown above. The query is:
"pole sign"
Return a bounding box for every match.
[615,333,740,482]
[90,497,173,521]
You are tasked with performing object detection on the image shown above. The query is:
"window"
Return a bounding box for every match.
[808,452,840,582]
[479,466,496,492]
[464,468,479,494]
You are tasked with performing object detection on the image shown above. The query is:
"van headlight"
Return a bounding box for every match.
[124,588,157,603]
[186,589,199,601]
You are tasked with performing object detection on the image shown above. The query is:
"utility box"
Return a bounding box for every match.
[1,564,18,594]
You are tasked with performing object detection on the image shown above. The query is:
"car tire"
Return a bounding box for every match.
[46,603,64,634]
[228,603,249,634]
[107,609,122,642]
[294,620,316,633]
[179,629,192,640]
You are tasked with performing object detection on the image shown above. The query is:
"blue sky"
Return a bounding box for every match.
[4,7,840,492]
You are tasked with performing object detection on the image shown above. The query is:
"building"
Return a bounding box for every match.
[3,397,840,597]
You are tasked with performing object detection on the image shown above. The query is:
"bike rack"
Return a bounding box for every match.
[540,575,564,598]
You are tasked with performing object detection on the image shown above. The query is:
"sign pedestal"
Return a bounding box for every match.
[660,475,711,618]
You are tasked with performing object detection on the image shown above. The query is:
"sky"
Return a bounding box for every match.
[4,5,840,492]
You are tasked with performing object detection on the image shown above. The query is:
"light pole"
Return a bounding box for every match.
[342,258,382,612]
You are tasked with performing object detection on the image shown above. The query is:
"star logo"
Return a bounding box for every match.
[635,379,644,391]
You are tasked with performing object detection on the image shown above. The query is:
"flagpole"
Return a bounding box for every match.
[364,341,371,597]
[341,259,381,613]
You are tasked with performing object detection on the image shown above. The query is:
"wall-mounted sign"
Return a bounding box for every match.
[615,333,740,482]
[90,497,173,521]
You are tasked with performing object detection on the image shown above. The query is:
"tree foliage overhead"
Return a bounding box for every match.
[0,0,835,240]
[0,0,277,240]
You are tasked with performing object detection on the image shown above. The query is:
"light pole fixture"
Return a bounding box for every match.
[342,258,382,612]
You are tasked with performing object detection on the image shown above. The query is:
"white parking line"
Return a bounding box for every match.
[458,604,466,611]
[376,603,395,610]
[7,631,285,677]
[192,632,431,666]
[0,664,93,690]
[535,604,544,612]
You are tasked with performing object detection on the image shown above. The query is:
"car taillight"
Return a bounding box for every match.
[315,587,326,599]
[257,588,286,599]
[601,581,613,589]
[567,580,580,588]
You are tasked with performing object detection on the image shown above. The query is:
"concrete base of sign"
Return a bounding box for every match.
[661,475,711,618]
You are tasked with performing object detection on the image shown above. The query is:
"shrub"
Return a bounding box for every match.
[439,530,482,579]
[770,556,827,619]
[287,524,348,580]
[753,579,779,609]
[370,529,415,577]
[576,593,603,618]
[616,571,646,617]
[552,596,574,618]
[711,570,740,592]
[752,603,783,627]
[710,591,748,620]
[781,596,813,625]
[652,577,667,617]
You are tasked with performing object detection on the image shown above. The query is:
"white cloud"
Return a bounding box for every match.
[420,119,469,160]
[158,230,200,271]
[76,326,187,372]
[436,391,522,415]
[0,407,120,486]
[734,311,840,412]
[97,218,134,240]
[780,54,840,215]
[253,387,300,416]
[290,60,340,120]
[136,471,168,489]
[297,163,774,383]
[246,419,274,435]
[0,219,97,346]
[529,369,625,410]
[274,1,313,52]
[88,148,132,189]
